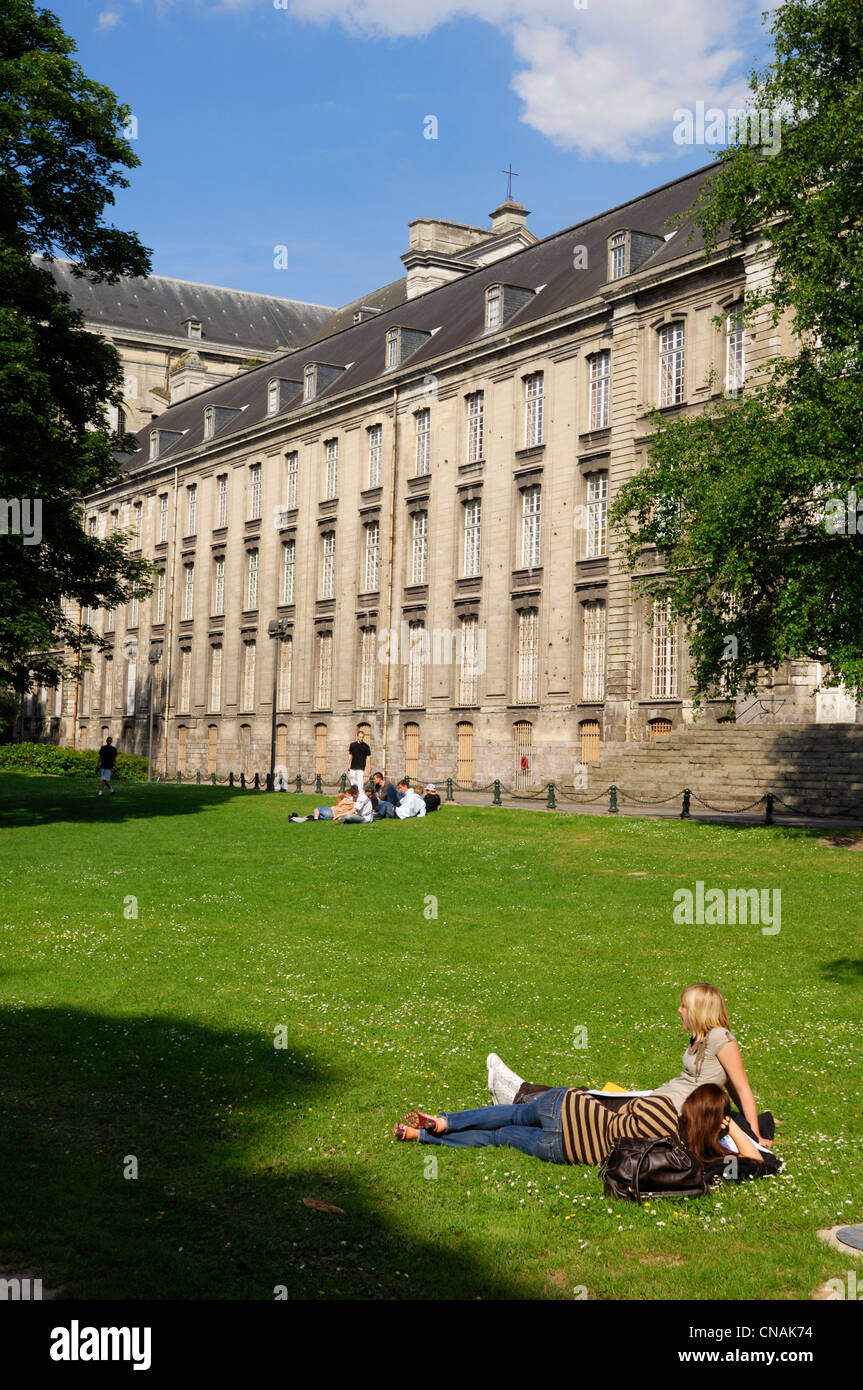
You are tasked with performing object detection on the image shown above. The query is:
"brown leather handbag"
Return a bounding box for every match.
[599,1135,707,1203]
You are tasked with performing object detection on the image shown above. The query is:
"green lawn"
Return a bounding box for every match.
[0,771,860,1301]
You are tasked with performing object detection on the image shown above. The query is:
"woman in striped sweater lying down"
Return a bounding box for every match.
[393,1083,772,1177]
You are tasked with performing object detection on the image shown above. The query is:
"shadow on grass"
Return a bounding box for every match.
[820,958,863,985]
[0,1006,525,1301]
[0,774,271,830]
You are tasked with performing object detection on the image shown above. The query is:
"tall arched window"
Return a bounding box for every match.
[514,720,532,790]
[207,724,218,775]
[457,721,473,788]
[315,723,328,778]
[404,722,420,781]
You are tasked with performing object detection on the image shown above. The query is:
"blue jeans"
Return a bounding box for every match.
[418,1087,568,1164]
[374,802,397,818]
[314,807,334,820]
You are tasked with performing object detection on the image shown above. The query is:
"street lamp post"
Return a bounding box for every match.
[147,645,163,782]
[267,618,290,791]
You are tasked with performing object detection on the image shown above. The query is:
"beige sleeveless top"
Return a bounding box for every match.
[652,1027,735,1113]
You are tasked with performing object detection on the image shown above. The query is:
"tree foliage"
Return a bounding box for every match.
[0,0,153,692]
[611,0,863,702]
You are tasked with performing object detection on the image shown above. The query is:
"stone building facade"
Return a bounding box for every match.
[36,164,852,787]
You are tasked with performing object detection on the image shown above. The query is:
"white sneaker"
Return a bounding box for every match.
[486,1052,524,1106]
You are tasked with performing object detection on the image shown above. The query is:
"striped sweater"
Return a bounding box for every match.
[560,1089,680,1166]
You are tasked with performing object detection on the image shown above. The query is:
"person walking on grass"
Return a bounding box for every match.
[97,736,118,796]
[347,728,371,790]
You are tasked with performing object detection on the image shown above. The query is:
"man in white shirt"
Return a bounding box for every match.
[395,780,426,819]
[340,785,374,824]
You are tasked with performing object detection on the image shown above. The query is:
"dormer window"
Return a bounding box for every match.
[184,319,202,340]
[383,325,432,372]
[201,403,242,439]
[149,431,158,461]
[304,364,316,401]
[303,362,345,401]
[268,381,279,415]
[485,286,502,331]
[148,427,185,461]
[203,406,214,439]
[483,282,534,334]
[610,232,627,280]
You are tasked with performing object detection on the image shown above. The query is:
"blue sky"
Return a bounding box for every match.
[52,0,777,307]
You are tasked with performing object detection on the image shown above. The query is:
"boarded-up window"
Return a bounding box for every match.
[315,723,327,778]
[514,720,532,790]
[404,722,419,781]
[580,718,601,764]
[457,721,473,788]
[649,717,673,741]
[177,725,187,773]
[239,723,252,774]
[207,724,218,774]
[275,723,287,767]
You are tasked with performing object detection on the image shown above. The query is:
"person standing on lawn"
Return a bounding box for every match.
[97,736,118,796]
[347,728,371,789]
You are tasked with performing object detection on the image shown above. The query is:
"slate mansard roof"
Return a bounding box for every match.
[39,258,336,354]
[125,162,719,471]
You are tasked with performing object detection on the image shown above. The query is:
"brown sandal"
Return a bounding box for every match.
[404,1110,442,1134]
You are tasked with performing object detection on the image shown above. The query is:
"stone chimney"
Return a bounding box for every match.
[401,205,535,299]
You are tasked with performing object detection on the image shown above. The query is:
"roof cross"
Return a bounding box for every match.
[501,163,519,202]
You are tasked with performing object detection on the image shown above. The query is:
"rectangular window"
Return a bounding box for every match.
[155,570,166,624]
[367,425,382,489]
[159,493,169,543]
[463,498,481,577]
[187,483,197,536]
[582,600,606,702]
[589,352,611,430]
[179,647,192,712]
[726,303,745,393]
[183,562,195,621]
[324,439,338,499]
[359,627,377,707]
[411,512,427,585]
[278,636,292,709]
[286,451,298,510]
[524,373,544,447]
[363,520,379,593]
[217,474,228,528]
[209,644,222,712]
[111,509,119,535]
[106,607,115,633]
[249,463,262,520]
[466,391,484,463]
[101,658,112,714]
[282,538,295,605]
[304,364,315,401]
[586,472,608,558]
[268,381,279,415]
[125,659,137,716]
[405,621,425,707]
[320,531,335,600]
[458,616,479,705]
[242,640,256,709]
[415,409,430,477]
[213,556,225,616]
[246,548,259,610]
[128,596,139,628]
[516,608,539,704]
[659,323,685,406]
[133,501,142,546]
[651,598,677,698]
[317,632,333,707]
[386,329,399,370]
[521,485,542,568]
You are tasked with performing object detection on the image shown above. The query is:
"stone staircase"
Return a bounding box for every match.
[578,723,863,817]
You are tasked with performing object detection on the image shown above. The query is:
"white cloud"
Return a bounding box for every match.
[187,0,777,162]
[96,9,122,30]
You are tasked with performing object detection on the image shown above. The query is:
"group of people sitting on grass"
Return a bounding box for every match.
[393,982,783,1187]
[289,771,441,825]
